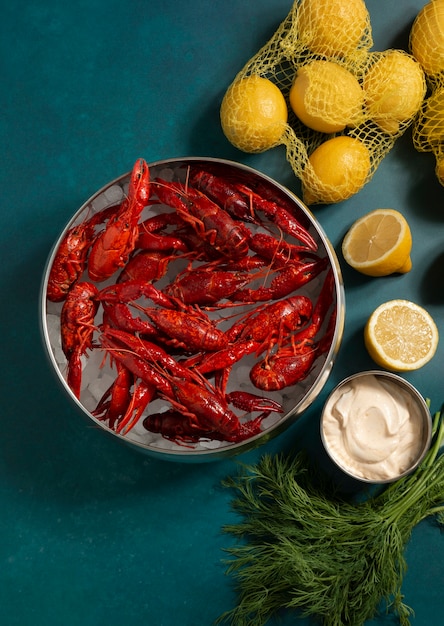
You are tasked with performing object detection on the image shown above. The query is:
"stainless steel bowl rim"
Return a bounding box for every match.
[40,156,345,462]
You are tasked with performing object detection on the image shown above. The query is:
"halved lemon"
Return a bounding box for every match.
[342,208,412,276]
[364,299,439,371]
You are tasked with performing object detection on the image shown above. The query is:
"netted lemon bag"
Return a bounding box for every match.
[220,0,426,205]
[410,0,444,186]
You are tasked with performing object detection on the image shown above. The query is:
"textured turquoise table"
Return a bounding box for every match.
[2,1,444,624]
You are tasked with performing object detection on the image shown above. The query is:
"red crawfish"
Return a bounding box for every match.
[47,205,118,302]
[60,281,99,398]
[248,232,319,268]
[143,390,282,444]
[101,300,159,337]
[94,368,156,436]
[88,158,151,282]
[141,307,229,353]
[190,168,318,251]
[117,250,175,284]
[92,362,134,430]
[99,330,281,442]
[97,279,176,310]
[189,168,258,223]
[186,295,313,392]
[100,328,203,385]
[230,256,328,302]
[136,211,189,253]
[153,178,251,259]
[151,378,281,443]
[164,265,256,306]
[249,269,336,391]
[98,281,228,352]
[227,294,314,346]
[97,329,201,432]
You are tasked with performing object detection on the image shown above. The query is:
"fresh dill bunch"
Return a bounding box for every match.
[217,406,444,626]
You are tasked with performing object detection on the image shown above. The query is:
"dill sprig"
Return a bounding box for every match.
[217,405,444,626]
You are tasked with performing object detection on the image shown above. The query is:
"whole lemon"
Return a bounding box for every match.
[410,0,444,77]
[363,50,426,134]
[297,0,371,57]
[412,85,444,186]
[289,60,364,133]
[415,86,444,148]
[220,75,288,153]
[302,136,371,204]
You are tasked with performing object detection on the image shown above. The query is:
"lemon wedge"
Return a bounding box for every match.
[342,209,412,276]
[364,300,439,371]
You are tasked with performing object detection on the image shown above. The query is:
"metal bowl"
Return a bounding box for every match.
[320,370,432,483]
[39,157,345,462]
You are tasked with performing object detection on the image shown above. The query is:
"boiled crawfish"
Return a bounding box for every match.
[143,389,282,445]
[88,158,151,282]
[249,269,336,391]
[47,205,117,302]
[153,178,251,259]
[190,168,318,251]
[99,329,281,440]
[60,281,99,398]
[48,159,337,446]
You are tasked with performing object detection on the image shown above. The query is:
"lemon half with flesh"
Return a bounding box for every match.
[342,208,412,276]
[364,300,439,371]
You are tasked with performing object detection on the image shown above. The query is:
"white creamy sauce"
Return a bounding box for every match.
[322,374,425,481]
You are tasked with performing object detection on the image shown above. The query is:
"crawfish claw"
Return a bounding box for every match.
[226,391,283,414]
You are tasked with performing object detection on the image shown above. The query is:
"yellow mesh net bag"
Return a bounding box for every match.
[221,0,427,205]
[410,0,444,185]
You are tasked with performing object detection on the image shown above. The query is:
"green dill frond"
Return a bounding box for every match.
[218,407,444,626]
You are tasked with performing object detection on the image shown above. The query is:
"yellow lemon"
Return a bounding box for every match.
[302,136,371,205]
[220,75,288,153]
[410,0,444,76]
[412,86,444,186]
[342,208,412,276]
[297,0,371,57]
[364,300,439,371]
[363,50,426,134]
[416,86,444,148]
[289,60,364,133]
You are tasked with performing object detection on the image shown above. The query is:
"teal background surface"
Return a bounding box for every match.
[2,1,444,624]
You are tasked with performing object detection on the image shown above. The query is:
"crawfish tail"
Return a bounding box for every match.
[100,328,201,383]
[164,268,253,306]
[250,345,318,392]
[189,168,259,223]
[143,307,229,353]
[99,332,173,397]
[234,182,319,251]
